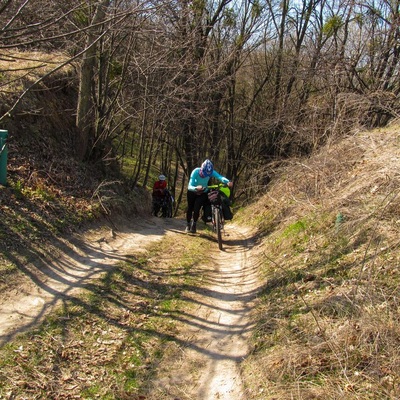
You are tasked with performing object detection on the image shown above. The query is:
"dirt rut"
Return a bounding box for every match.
[147,224,260,399]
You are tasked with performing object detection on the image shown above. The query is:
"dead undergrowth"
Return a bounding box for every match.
[237,122,400,399]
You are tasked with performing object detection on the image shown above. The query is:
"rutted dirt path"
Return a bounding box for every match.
[0,217,260,399]
[0,217,183,345]
[148,225,260,399]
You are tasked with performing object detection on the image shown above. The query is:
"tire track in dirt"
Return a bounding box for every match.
[0,217,183,346]
[148,224,260,400]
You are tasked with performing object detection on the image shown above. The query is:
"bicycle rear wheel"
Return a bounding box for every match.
[152,201,160,217]
[215,207,223,250]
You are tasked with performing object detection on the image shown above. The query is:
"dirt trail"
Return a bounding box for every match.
[0,217,183,345]
[0,217,260,399]
[147,224,260,399]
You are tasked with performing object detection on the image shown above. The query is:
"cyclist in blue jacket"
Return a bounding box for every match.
[186,159,233,233]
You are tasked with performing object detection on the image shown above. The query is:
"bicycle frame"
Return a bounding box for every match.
[207,184,226,250]
[152,191,174,218]
[211,202,224,250]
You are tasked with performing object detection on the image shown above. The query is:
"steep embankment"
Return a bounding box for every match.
[238,123,400,399]
[0,51,146,300]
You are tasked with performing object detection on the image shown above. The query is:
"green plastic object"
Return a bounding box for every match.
[335,212,344,232]
[219,186,230,198]
[0,130,8,186]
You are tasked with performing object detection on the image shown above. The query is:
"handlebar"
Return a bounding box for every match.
[207,183,228,189]
[195,182,232,193]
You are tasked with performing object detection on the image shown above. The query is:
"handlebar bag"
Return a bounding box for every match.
[208,190,221,205]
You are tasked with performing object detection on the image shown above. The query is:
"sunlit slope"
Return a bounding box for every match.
[237,123,400,399]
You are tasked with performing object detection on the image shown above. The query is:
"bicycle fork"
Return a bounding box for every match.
[211,206,224,231]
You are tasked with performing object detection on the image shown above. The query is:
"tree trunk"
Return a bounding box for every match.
[76,0,110,161]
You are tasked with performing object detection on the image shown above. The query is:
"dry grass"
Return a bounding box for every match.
[0,50,73,114]
[0,50,71,79]
[240,122,400,399]
[0,232,211,399]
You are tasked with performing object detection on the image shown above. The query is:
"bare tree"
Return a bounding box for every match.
[1,0,399,202]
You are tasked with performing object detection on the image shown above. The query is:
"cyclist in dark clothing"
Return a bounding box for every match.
[152,175,167,216]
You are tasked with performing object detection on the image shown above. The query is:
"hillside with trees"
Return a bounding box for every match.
[0,1,399,399]
[1,0,398,200]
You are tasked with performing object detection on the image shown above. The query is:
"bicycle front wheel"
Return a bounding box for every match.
[167,201,173,218]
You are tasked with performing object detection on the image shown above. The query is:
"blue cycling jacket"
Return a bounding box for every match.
[187,168,230,192]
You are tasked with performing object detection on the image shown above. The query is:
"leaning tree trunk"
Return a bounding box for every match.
[76,0,110,161]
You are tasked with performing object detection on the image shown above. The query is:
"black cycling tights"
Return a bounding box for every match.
[186,190,207,223]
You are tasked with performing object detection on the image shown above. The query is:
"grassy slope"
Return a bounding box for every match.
[236,123,400,399]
